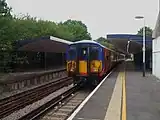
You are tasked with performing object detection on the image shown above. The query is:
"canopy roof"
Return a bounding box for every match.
[15,36,73,53]
[106,34,153,54]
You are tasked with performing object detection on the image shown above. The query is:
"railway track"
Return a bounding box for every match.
[41,91,90,120]
[18,85,90,120]
[0,76,72,119]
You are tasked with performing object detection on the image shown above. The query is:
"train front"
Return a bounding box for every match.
[66,42,103,86]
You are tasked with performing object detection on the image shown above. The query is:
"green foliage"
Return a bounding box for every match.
[137,26,153,37]
[0,1,92,72]
[0,0,12,17]
[0,0,13,72]
[96,37,115,50]
[59,19,92,41]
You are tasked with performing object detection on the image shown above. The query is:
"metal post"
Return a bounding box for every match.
[44,52,46,71]
[135,15,145,76]
[143,19,145,77]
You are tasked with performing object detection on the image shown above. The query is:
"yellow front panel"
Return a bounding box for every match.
[67,61,76,72]
[67,61,71,72]
[90,60,102,72]
[79,61,87,74]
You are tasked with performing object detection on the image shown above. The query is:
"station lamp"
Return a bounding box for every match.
[135,15,145,77]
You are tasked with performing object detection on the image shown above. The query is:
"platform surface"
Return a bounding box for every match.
[67,61,160,120]
[126,62,160,120]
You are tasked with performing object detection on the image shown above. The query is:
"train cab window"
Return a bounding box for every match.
[68,46,76,60]
[90,47,99,60]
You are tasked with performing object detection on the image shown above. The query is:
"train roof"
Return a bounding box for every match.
[70,40,118,53]
[73,40,99,44]
[71,40,106,48]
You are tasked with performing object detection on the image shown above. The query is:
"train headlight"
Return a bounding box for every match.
[92,68,98,72]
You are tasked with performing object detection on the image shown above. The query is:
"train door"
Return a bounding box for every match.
[78,45,89,75]
[105,49,110,71]
[108,50,111,70]
[110,51,114,67]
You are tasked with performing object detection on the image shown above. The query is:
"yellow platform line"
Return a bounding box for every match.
[104,72,122,120]
[122,71,126,120]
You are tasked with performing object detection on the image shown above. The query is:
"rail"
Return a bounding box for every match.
[18,85,79,120]
[0,76,72,119]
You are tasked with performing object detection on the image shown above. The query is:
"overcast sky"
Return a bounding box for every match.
[6,0,159,39]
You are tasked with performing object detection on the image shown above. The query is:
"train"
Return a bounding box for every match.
[66,40,125,87]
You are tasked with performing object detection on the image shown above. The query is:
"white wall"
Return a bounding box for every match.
[152,36,160,79]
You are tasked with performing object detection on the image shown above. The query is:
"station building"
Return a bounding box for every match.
[152,12,160,79]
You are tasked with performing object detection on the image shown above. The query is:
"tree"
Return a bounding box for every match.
[0,1,93,72]
[0,0,13,50]
[96,37,115,50]
[137,26,153,37]
[0,0,12,17]
[96,37,108,42]
[59,19,92,41]
[0,0,13,72]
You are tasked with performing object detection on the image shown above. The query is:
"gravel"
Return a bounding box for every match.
[2,84,73,120]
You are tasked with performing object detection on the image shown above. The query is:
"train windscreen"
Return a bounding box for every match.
[68,45,76,60]
[90,46,99,60]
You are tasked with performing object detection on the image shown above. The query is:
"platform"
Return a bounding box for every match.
[67,61,160,120]
[0,66,66,99]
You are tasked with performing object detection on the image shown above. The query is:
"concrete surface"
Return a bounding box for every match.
[72,65,121,120]
[126,62,160,120]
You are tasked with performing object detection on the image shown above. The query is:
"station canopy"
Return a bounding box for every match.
[15,36,73,53]
[106,34,153,54]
